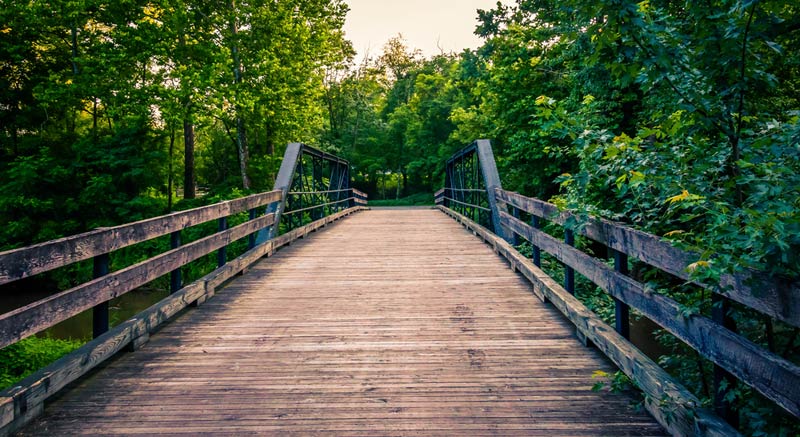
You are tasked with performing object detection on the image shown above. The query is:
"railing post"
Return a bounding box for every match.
[564,229,575,294]
[531,216,542,267]
[248,208,257,249]
[613,250,630,339]
[444,166,451,209]
[92,253,110,338]
[712,294,739,428]
[170,230,181,293]
[218,217,227,267]
[511,206,521,246]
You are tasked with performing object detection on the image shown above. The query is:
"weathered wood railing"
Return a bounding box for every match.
[437,139,800,436]
[352,188,368,206]
[0,144,366,435]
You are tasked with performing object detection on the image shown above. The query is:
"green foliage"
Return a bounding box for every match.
[368,193,434,207]
[0,336,83,390]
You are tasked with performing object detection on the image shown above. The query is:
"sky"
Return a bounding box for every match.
[342,0,506,62]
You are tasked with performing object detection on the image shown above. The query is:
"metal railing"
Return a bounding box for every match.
[256,143,367,244]
[441,140,509,240]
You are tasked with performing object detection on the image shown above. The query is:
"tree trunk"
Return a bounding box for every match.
[168,124,175,211]
[229,0,251,190]
[183,118,196,199]
[11,124,18,156]
[71,23,79,76]
[235,115,250,189]
[178,29,196,200]
[70,21,79,135]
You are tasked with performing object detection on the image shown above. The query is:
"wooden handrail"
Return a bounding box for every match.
[442,197,490,212]
[0,190,282,285]
[0,213,275,349]
[494,188,800,329]
[284,198,355,215]
[498,209,800,418]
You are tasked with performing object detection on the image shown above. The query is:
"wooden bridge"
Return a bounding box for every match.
[1,141,798,436]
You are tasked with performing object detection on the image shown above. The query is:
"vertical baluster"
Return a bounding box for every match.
[248,208,257,249]
[312,156,319,220]
[531,216,542,267]
[92,253,110,338]
[564,229,575,294]
[613,250,630,339]
[712,294,739,427]
[218,217,228,267]
[511,205,520,246]
[170,230,181,294]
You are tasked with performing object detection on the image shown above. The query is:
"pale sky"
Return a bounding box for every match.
[342,0,507,61]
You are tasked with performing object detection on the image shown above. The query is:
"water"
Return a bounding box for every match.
[1,285,169,342]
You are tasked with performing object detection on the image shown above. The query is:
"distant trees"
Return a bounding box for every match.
[0,0,351,248]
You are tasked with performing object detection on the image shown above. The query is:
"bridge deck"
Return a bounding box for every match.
[22,209,664,436]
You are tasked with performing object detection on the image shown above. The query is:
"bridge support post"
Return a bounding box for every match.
[218,217,228,267]
[248,208,257,249]
[170,231,182,293]
[613,250,630,339]
[256,143,302,245]
[712,294,740,428]
[531,216,541,267]
[92,253,110,339]
[475,140,513,243]
[564,229,575,294]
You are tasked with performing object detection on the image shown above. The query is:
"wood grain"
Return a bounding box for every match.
[495,189,800,328]
[439,206,738,437]
[499,209,800,419]
[0,191,282,285]
[18,208,663,436]
[0,214,276,349]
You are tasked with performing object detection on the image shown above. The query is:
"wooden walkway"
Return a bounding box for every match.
[21,209,664,436]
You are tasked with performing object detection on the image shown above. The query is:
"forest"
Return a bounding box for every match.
[1,0,799,435]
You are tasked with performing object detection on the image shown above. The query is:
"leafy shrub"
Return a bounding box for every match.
[0,336,83,390]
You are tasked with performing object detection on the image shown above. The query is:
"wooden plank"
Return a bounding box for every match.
[439,206,736,436]
[495,189,800,328]
[18,208,663,436]
[0,214,275,349]
[0,190,282,285]
[351,188,368,199]
[0,207,367,435]
[500,210,800,418]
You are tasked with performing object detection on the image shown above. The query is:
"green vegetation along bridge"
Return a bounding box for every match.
[1,141,797,436]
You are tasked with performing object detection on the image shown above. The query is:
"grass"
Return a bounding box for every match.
[0,336,83,390]
[368,192,434,207]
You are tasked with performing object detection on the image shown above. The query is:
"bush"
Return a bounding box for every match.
[0,336,82,390]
